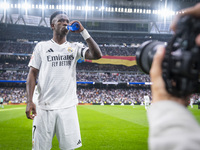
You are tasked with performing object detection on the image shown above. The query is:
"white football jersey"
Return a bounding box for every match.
[144,95,150,103]
[190,98,194,103]
[28,39,88,110]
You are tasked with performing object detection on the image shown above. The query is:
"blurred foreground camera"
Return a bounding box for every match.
[136,15,200,97]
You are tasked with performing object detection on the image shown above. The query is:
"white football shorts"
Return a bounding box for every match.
[32,105,82,150]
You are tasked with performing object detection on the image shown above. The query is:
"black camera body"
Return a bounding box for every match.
[136,16,200,97]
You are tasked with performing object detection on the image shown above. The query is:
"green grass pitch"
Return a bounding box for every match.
[0,105,199,150]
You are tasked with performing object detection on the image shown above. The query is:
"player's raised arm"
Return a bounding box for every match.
[84,36,102,60]
[25,67,38,120]
[68,20,102,60]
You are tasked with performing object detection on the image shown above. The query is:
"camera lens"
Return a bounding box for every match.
[136,40,165,74]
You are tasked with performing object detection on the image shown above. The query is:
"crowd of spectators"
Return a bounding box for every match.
[0,62,140,72]
[0,88,27,103]
[3,39,197,106]
[0,87,152,104]
[76,72,150,82]
[0,70,150,83]
[0,63,29,70]
[77,63,139,72]
[0,25,176,106]
[1,87,200,104]
[0,23,172,46]
[0,41,35,54]
[0,41,137,56]
[99,45,137,56]
[0,71,28,80]
[77,88,152,104]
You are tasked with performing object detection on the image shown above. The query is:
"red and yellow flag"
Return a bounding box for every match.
[85,56,136,67]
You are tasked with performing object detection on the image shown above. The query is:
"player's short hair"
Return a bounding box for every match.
[50,11,67,25]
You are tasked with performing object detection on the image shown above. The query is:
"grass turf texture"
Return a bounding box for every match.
[0,105,199,150]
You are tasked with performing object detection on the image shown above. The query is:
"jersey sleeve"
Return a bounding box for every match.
[28,43,42,70]
[148,100,200,150]
[75,42,89,60]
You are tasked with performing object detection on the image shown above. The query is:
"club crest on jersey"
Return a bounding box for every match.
[67,47,74,53]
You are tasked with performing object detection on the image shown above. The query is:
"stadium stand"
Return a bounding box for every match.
[0,30,153,104]
[0,0,198,104]
[0,23,172,44]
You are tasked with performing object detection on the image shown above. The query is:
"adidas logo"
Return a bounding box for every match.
[77,139,81,145]
[46,48,54,53]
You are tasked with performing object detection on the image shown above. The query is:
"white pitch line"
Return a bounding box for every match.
[0,107,25,111]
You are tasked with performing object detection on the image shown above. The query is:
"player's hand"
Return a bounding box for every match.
[25,101,37,120]
[68,20,84,33]
[150,47,189,106]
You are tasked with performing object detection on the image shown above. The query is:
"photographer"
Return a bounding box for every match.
[148,3,200,150]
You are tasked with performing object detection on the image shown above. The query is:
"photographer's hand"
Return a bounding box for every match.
[171,2,200,47]
[171,3,200,31]
[150,47,189,106]
[171,2,200,53]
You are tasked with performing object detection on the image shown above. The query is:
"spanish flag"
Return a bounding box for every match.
[85,56,136,67]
